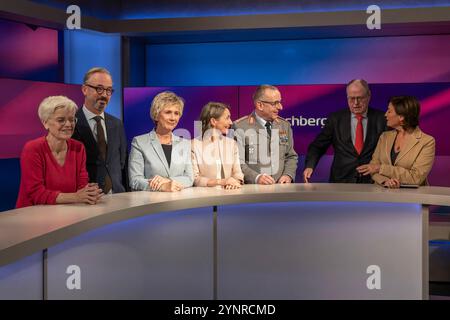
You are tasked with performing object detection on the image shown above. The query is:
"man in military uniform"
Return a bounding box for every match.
[233,85,298,184]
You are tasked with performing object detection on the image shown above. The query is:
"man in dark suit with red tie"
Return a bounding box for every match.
[72,67,128,193]
[303,79,387,183]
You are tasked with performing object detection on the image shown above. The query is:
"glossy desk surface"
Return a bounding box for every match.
[1,183,450,266]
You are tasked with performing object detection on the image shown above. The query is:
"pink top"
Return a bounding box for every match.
[16,137,89,208]
[191,136,244,187]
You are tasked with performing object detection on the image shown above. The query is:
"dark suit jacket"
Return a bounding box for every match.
[72,108,128,193]
[305,107,387,183]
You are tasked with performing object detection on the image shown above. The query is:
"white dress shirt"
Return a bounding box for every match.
[82,105,108,143]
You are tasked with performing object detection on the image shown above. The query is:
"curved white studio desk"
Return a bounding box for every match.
[1,184,450,300]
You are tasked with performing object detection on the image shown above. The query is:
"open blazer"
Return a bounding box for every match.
[370,127,435,186]
[191,135,244,186]
[305,107,386,183]
[73,108,128,192]
[128,130,194,191]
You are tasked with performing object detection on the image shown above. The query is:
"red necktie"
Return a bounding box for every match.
[355,114,364,155]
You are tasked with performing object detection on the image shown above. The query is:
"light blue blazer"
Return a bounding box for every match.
[128,130,194,191]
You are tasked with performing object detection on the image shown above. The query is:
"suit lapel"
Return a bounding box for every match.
[105,114,114,161]
[340,111,355,154]
[361,109,374,155]
[271,120,280,144]
[218,136,228,177]
[76,109,97,149]
[169,134,180,175]
[252,111,268,141]
[384,130,396,165]
[395,128,421,165]
[149,130,170,176]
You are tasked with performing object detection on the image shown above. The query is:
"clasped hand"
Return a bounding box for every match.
[383,178,400,188]
[76,183,103,205]
[149,175,183,192]
[223,177,241,190]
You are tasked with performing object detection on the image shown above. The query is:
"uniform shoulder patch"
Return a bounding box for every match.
[234,115,248,123]
[276,116,289,124]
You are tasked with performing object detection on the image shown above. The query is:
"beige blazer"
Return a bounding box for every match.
[191,135,244,187]
[370,127,435,186]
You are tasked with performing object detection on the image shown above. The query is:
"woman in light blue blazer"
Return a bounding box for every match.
[129,91,193,192]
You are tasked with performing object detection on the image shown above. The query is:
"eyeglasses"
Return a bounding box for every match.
[85,84,114,96]
[347,96,368,103]
[259,100,282,107]
[51,117,77,126]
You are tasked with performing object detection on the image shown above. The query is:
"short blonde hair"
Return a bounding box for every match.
[150,91,184,124]
[38,96,78,123]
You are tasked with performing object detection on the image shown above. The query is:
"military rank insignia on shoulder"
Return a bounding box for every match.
[276,116,289,124]
[234,116,248,124]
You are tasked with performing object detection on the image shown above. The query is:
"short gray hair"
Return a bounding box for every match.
[347,79,371,97]
[252,84,279,103]
[38,96,78,123]
[83,67,112,84]
[150,91,184,124]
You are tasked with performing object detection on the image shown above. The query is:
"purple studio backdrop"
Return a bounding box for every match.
[123,83,450,185]
[1,80,448,186]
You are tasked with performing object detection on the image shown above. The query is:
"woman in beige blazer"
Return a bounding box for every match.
[192,102,244,189]
[357,96,435,188]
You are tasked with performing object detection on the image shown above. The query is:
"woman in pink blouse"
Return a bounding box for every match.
[191,102,244,189]
[16,96,103,208]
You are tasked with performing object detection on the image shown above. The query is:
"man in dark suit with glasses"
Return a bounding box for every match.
[72,67,128,194]
[303,79,387,184]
